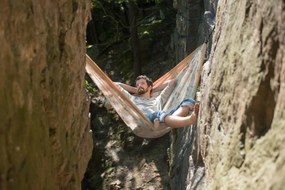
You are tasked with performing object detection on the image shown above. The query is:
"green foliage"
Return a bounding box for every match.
[138,18,163,38]
[86,44,93,49]
[85,80,97,95]
[90,0,174,44]
[88,0,176,81]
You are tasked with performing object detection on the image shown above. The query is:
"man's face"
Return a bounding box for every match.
[136,79,151,95]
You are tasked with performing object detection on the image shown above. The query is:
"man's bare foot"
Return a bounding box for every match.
[153,118,168,130]
[153,118,160,129]
[194,102,199,115]
[187,102,200,125]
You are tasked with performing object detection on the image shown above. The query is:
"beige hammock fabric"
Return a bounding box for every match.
[86,43,207,138]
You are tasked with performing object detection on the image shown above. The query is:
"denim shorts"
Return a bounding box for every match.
[146,98,195,123]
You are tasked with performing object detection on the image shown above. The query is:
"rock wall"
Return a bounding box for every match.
[199,0,285,189]
[0,1,92,190]
[169,0,215,189]
[170,0,285,189]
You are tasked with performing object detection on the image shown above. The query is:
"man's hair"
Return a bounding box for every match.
[136,75,153,87]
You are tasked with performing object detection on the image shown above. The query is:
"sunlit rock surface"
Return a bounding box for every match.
[0,1,92,189]
[170,0,285,189]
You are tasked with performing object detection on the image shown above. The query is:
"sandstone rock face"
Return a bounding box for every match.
[0,1,92,190]
[170,0,285,189]
[199,0,285,189]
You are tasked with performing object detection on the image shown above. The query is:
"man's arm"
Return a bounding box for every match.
[115,82,137,94]
[156,79,177,105]
[152,79,177,93]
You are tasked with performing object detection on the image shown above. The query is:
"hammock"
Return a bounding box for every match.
[86,43,207,138]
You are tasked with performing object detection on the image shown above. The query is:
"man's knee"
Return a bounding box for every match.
[180,98,195,110]
[174,106,190,116]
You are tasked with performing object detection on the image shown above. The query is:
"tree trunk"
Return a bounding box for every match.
[128,0,141,77]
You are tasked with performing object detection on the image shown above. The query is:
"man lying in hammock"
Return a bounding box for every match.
[116,75,199,130]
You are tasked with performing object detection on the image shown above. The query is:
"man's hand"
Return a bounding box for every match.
[115,82,137,94]
[168,79,177,87]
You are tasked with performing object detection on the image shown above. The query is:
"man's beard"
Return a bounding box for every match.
[137,87,148,95]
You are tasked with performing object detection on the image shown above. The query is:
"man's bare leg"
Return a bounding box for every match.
[155,102,199,129]
[171,106,190,117]
[163,114,196,128]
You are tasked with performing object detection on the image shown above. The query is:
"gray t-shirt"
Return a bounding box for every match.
[116,83,174,116]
